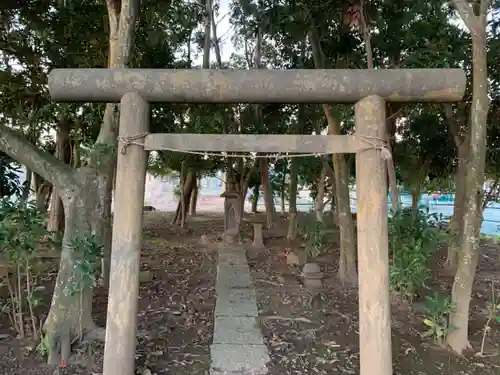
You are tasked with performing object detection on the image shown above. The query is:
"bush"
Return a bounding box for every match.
[0,198,49,338]
[422,292,456,346]
[388,210,447,302]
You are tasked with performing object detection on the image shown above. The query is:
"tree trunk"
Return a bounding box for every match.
[411,184,421,213]
[173,170,196,227]
[287,157,299,240]
[333,153,357,284]
[315,163,327,223]
[251,184,259,213]
[0,1,139,364]
[446,17,489,354]
[190,176,198,215]
[48,123,71,232]
[96,0,140,290]
[280,171,286,214]
[444,144,467,273]
[43,171,103,366]
[260,158,275,228]
[21,168,32,202]
[326,164,337,218]
[34,174,50,212]
[308,29,357,284]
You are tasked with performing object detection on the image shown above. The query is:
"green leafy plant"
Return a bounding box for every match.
[299,221,332,260]
[65,235,103,296]
[0,197,48,338]
[36,333,50,356]
[422,292,456,346]
[388,210,447,302]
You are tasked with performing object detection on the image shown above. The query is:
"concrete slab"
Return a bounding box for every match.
[215,288,258,317]
[210,369,268,375]
[213,317,264,345]
[210,370,267,375]
[210,343,269,374]
[216,264,253,289]
[218,251,249,267]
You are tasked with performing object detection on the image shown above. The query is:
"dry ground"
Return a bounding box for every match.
[1,211,500,375]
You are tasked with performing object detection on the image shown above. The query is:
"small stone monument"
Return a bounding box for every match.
[220,182,241,243]
[301,262,324,289]
[249,214,266,248]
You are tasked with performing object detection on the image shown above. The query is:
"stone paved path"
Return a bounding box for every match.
[210,244,270,375]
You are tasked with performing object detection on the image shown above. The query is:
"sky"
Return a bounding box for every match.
[194,0,236,65]
[212,0,236,62]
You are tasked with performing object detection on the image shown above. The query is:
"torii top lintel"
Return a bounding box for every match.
[47,68,466,104]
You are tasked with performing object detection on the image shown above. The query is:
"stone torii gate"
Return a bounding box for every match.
[47,68,466,375]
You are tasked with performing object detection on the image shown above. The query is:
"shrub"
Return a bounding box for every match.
[0,198,49,338]
[422,292,456,346]
[388,210,447,302]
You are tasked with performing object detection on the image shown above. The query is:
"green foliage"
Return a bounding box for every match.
[299,220,332,259]
[0,197,48,337]
[388,210,447,302]
[65,235,103,296]
[0,152,22,198]
[422,292,456,346]
[81,143,116,168]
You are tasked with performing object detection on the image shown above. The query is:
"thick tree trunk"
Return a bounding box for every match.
[173,170,196,227]
[260,158,275,228]
[0,0,139,365]
[43,171,103,366]
[447,21,489,354]
[315,163,327,223]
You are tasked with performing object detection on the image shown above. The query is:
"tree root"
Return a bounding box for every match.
[45,324,151,367]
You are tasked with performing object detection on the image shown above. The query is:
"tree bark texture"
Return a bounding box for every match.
[446,4,489,354]
[48,122,71,232]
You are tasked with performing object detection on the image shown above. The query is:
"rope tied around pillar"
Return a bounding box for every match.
[117,132,150,154]
[354,135,392,160]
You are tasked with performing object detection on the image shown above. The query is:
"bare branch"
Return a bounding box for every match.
[479,0,493,24]
[211,6,222,67]
[0,124,77,192]
[452,0,480,31]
